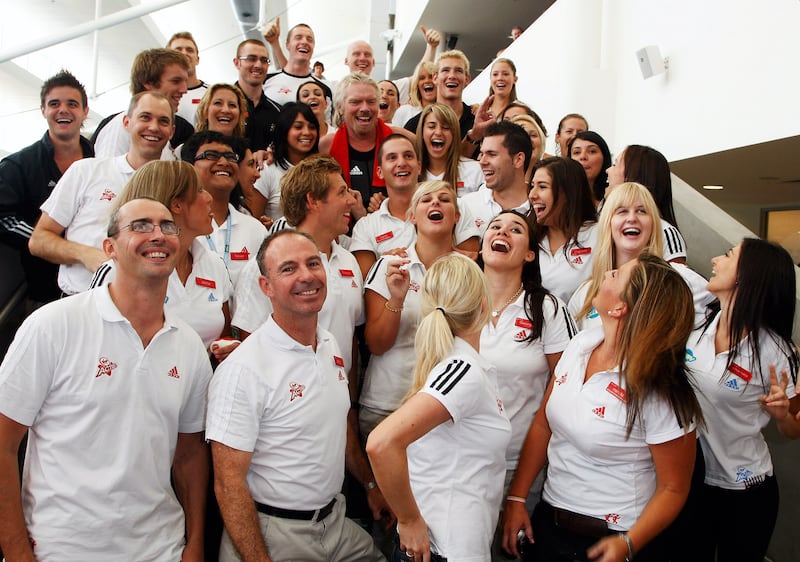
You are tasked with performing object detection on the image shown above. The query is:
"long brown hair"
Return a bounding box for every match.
[617,253,702,436]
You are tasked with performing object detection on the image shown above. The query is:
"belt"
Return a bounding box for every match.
[551,503,609,539]
[254,497,336,521]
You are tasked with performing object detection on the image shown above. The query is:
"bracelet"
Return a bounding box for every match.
[464,129,481,145]
[384,301,403,313]
[618,532,634,561]
[506,495,527,504]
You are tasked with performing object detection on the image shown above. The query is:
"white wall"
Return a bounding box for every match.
[464,0,800,160]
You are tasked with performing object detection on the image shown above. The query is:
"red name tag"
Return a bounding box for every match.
[192,98,201,104]
[230,250,249,260]
[515,317,533,329]
[570,247,592,256]
[457,181,464,188]
[334,356,345,367]
[196,277,216,289]
[339,269,355,277]
[606,381,627,403]
[375,231,394,243]
[728,363,753,382]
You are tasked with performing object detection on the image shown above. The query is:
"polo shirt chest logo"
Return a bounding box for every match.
[408,280,420,292]
[592,406,606,418]
[96,356,117,378]
[168,366,180,379]
[605,513,621,525]
[514,317,533,341]
[685,348,696,363]
[497,398,505,413]
[279,87,292,95]
[289,381,305,402]
[99,189,117,202]
[475,217,485,228]
[724,363,752,391]
[350,165,363,176]
[554,373,567,385]
[570,247,591,264]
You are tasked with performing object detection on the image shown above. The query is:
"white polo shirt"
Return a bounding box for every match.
[686,313,796,490]
[349,198,479,258]
[480,293,575,470]
[90,239,233,348]
[177,82,209,126]
[253,162,290,220]
[408,338,511,560]
[359,245,427,412]
[538,222,598,304]
[0,286,212,561]
[40,154,136,295]
[93,112,175,160]
[206,317,349,509]
[459,185,531,235]
[542,327,692,531]
[232,241,364,372]
[423,157,485,197]
[203,204,267,286]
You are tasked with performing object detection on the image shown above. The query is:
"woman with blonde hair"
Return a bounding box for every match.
[503,253,702,562]
[393,61,438,127]
[368,253,511,562]
[91,160,234,359]
[509,114,547,181]
[417,103,484,196]
[568,182,713,332]
[359,181,463,439]
[195,83,247,137]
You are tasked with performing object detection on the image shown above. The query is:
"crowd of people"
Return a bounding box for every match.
[0,17,798,562]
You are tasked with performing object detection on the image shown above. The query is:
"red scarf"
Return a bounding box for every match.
[329,119,393,187]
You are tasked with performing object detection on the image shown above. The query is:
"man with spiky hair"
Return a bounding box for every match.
[0,69,93,307]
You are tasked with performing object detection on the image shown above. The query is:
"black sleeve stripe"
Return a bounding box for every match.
[561,305,577,339]
[664,225,684,255]
[365,257,386,285]
[90,263,113,288]
[430,359,471,395]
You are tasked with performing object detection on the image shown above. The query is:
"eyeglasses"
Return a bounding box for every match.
[237,55,270,65]
[109,219,180,237]
[194,150,240,163]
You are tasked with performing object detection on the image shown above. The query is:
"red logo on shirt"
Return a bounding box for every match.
[728,363,753,382]
[515,317,533,329]
[196,277,217,289]
[99,189,117,201]
[514,330,528,341]
[475,217,485,228]
[168,366,180,379]
[606,381,627,403]
[230,248,250,260]
[96,357,117,378]
[334,356,345,367]
[497,398,505,413]
[289,382,305,401]
[592,406,606,418]
[572,256,583,264]
[605,513,621,525]
[570,247,592,256]
[408,281,420,292]
[351,280,358,288]
[376,231,394,243]
[279,87,291,95]
[555,373,567,385]
[338,371,346,381]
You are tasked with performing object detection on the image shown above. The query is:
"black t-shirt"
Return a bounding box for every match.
[347,146,387,209]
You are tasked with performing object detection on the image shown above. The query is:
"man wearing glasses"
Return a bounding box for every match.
[0,197,212,561]
[233,39,281,152]
[29,91,175,295]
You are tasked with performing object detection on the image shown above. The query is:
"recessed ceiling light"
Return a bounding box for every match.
[703,185,724,190]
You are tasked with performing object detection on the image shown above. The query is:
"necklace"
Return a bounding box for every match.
[492,284,524,318]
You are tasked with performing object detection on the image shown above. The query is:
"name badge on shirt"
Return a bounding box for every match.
[230,249,250,261]
[728,363,753,382]
[376,231,394,243]
[191,98,201,104]
[196,277,217,289]
[334,356,345,368]
[515,317,533,329]
[339,269,355,277]
[606,381,627,403]
[570,247,592,256]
